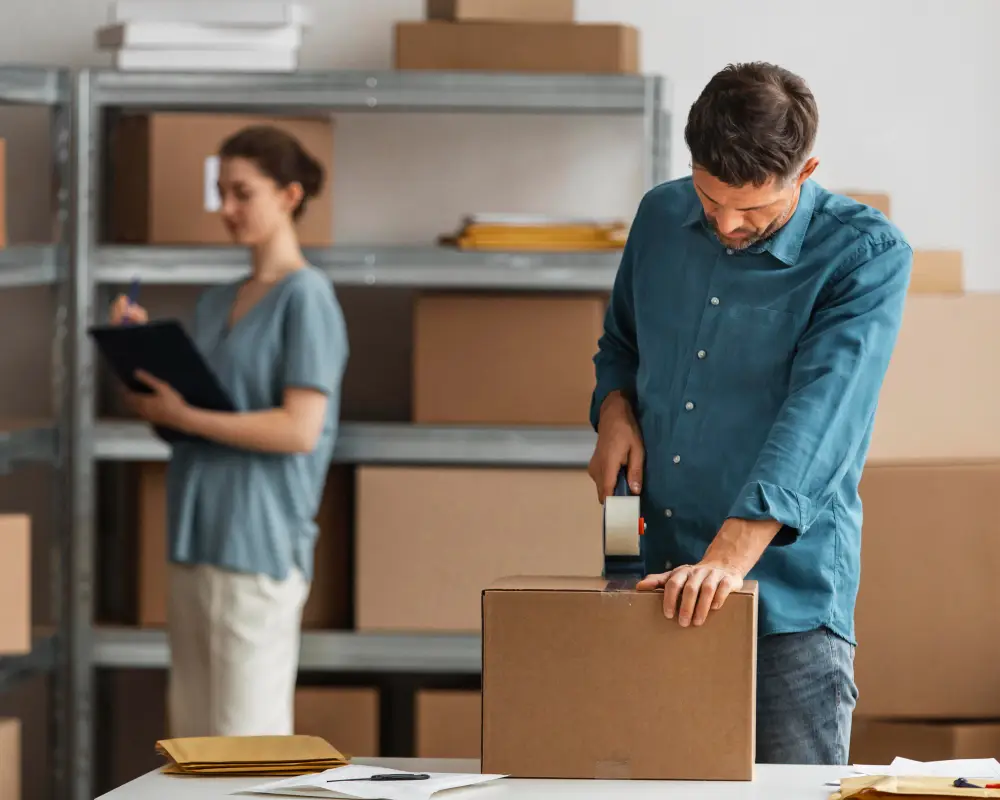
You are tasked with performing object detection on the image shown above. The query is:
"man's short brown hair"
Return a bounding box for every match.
[684,62,819,187]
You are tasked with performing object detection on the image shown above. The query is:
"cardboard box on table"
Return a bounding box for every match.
[481,577,758,780]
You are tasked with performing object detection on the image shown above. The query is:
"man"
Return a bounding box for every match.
[587,62,912,766]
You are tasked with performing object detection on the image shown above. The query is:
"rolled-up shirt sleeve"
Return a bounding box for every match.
[727,237,913,538]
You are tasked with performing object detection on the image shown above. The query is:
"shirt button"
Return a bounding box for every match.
[710,296,720,306]
[665,561,673,570]
[697,349,707,359]
[672,454,681,464]
[664,508,673,518]
[684,401,695,411]
[726,248,734,255]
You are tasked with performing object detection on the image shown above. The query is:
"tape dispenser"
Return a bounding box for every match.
[602,466,646,580]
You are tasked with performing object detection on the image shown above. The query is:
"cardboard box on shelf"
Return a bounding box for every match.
[854,461,1000,718]
[844,191,891,218]
[294,687,380,758]
[427,0,574,22]
[354,466,603,632]
[415,690,482,759]
[0,718,20,800]
[107,112,333,246]
[412,292,606,425]
[851,719,1000,764]
[394,22,639,74]
[136,463,351,629]
[0,515,31,655]
[868,294,1000,463]
[910,250,963,294]
[482,577,758,780]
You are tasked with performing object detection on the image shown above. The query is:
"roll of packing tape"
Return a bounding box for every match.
[604,495,642,557]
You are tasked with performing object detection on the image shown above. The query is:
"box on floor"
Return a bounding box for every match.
[294,687,380,758]
[0,515,30,655]
[854,460,1000,718]
[415,690,481,759]
[135,463,351,630]
[107,112,333,246]
[354,465,603,632]
[850,719,1000,764]
[394,21,639,74]
[868,295,1000,462]
[482,577,758,780]
[427,0,574,22]
[0,718,20,800]
[412,292,607,425]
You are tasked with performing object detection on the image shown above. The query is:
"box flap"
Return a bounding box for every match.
[487,575,758,597]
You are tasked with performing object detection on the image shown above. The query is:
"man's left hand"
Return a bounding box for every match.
[636,562,744,627]
[127,369,190,429]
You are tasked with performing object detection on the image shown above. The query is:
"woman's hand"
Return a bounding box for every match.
[127,370,190,429]
[110,293,149,325]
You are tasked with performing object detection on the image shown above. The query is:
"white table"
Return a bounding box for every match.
[96,757,850,799]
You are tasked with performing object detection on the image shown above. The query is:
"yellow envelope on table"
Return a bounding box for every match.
[832,775,1000,799]
[157,735,348,777]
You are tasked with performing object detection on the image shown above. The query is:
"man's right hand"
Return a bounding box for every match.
[109,293,148,326]
[587,390,645,503]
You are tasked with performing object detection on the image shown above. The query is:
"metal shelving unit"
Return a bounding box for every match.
[71,67,670,800]
[0,64,72,800]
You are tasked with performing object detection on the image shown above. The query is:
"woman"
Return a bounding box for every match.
[110,125,349,737]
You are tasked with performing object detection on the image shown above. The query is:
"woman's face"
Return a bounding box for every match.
[216,156,302,245]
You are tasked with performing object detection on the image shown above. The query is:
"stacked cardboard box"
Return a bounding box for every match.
[842,190,963,294]
[395,0,639,74]
[850,293,1000,762]
[0,515,30,656]
[0,718,20,800]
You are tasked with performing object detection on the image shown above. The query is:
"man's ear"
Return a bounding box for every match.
[797,157,820,185]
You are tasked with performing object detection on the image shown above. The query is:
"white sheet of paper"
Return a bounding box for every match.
[238,764,506,799]
[851,757,1000,778]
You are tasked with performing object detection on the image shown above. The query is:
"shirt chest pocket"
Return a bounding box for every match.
[716,303,800,387]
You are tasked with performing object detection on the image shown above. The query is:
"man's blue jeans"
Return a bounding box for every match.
[756,627,858,765]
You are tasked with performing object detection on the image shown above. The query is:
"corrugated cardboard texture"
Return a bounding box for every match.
[0,140,7,249]
[0,718,20,800]
[0,515,30,655]
[844,191,891,218]
[107,113,334,246]
[427,0,575,22]
[136,464,351,629]
[354,466,603,632]
[395,22,639,74]
[294,687,380,758]
[855,462,1000,717]
[851,719,1000,765]
[482,578,757,780]
[869,295,1000,462]
[415,690,482,759]
[413,293,607,425]
[910,250,963,294]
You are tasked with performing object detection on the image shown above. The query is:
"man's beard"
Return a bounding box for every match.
[710,196,794,251]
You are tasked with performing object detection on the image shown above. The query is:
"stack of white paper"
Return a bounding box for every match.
[244,764,507,799]
[853,757,1000,778]
[96,1,312,72]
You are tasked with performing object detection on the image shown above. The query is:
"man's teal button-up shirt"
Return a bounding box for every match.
[591,176,913,644]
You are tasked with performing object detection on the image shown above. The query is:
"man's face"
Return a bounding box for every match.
[691,168,800,250]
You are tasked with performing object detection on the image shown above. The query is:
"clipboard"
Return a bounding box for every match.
[88,320,236,445]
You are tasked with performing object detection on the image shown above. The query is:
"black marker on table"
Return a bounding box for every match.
[327,772,431,783]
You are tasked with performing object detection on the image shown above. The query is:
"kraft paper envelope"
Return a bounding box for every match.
[157,736,347,776]
[832,775,1000,799]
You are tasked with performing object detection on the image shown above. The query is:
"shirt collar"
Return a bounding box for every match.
[682,178,818,266]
